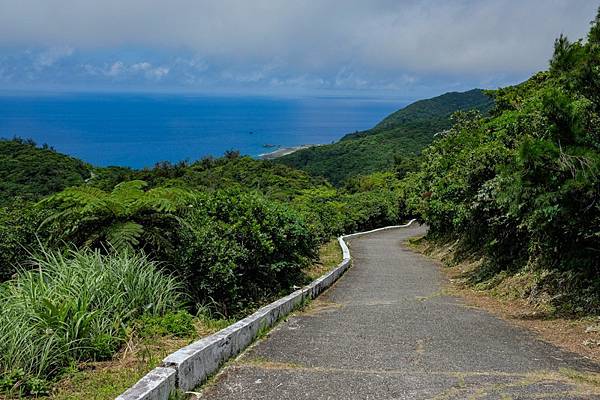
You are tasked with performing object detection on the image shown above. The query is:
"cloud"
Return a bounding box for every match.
[33,46,73,70]
[80,60,169,81]
[130,62,169,79]
[106,61,124,77]
[0,0,597,94]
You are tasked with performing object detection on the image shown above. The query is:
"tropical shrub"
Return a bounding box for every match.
[291,174,405,243]
[38,180,194,254]
[35,181,321,315]
[291,187,348,242]
[341,172,403,232]
[342,189,401,233]
[176,190,317,315]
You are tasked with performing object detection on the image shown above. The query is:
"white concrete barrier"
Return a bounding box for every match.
[115,220,415,400]
[116,367,177,400]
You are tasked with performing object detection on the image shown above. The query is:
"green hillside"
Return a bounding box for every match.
[276,89,493,185]
[0,138,91,205]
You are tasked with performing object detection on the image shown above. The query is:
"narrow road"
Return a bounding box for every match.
[201,225,600,399]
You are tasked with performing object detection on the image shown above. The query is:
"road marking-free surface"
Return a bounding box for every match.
[201,225,600,399]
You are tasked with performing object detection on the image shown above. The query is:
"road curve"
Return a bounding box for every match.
[200,224,600,399]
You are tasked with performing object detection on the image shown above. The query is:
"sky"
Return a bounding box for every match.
[0,0,597,99]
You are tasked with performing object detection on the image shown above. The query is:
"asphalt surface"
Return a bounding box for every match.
[200,225,600,399]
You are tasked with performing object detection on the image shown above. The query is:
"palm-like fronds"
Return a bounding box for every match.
[38,180,194,252]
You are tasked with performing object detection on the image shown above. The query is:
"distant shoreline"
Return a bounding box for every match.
[259,144,319,160]
[0,94,393,167]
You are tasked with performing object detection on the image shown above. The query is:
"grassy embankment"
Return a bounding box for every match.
[32,239,342,400]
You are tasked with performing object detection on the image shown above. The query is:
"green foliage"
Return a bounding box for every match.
[290,173,404,243]
[39,180,194,253]
[28,150,407,316]
[291,186,349,242]
[0,201,48,282]
[277,89,493,185]
[405,11,600,315]
[0,249,182,396]
[179,155,326,201]
[15,162,406,319]
[134,311,196,338]
[91,154,326,202]
[88,166,137,191]
[0,138,90,206]
[175,190,318,315]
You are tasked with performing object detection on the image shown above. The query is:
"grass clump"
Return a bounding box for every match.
[303,239,343,281]
[0,249,183,397]
[135,311,196,339]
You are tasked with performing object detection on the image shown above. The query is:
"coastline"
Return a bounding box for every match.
[259,144,318,160]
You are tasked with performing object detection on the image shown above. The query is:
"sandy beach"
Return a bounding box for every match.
[259,144,318,160]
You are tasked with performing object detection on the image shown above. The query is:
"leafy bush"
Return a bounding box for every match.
[291,187,348,242]
[176,190,317,315]
[90,154,326,202]
[342,189,401,233]
[341,172,403,232]
[291,174,405,243]
[0,249,183,396]
[35,180,322,316]
[0,202,47,282]
[180,155,326,201]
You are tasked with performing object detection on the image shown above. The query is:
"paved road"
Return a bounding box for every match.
[201,225,600,399]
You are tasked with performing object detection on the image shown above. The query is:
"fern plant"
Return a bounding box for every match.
[38,180,194,253]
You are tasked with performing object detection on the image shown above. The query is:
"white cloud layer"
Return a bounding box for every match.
[0,0,597,94]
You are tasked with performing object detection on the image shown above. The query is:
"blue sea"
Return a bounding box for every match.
[0,92,403,168]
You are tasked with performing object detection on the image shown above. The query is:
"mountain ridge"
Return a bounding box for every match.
[276,89,493,184]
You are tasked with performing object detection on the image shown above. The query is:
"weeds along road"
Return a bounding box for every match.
[200,224,600,399]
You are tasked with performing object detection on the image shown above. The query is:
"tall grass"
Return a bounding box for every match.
[0,249,183,395]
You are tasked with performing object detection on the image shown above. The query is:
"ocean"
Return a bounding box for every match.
[0,92,403,168]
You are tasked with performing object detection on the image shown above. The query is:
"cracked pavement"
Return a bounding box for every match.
[199,225,600,399]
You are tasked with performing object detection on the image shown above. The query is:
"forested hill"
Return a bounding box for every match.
[276,89,493,185]
[374,89,493,131]
[0,138,90,205]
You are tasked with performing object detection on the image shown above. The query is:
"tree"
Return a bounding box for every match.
[38,180,194,253]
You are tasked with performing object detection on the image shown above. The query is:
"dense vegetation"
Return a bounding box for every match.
[0,145,405,394]
[0,250,182,396]
[0,138,90,206]
[277,89,493,184]
[4,9,600,395]
[403,12,600,315]
[86,151,326,200]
